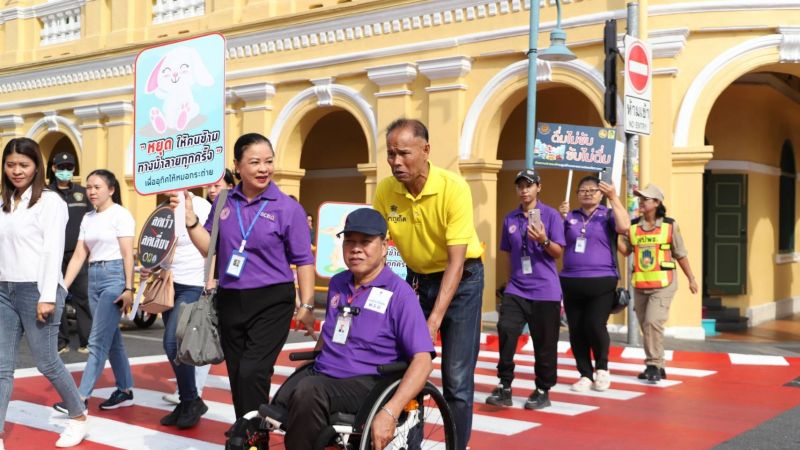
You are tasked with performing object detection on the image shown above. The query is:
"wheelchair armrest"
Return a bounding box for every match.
[259,404,288,424]
[329,412,356,427]
[289,350,321,361]
[377,361,408,375]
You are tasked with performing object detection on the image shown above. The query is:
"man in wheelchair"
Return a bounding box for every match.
[259,208,435,450]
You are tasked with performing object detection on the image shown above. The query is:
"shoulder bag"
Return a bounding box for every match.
[175,189,228,366]
[607,215,631,314]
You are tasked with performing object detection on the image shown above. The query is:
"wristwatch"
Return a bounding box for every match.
[124,287,136,294]
[300,303,314,311]
[542,239,551,248]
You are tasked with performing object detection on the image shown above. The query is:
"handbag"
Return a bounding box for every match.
[175,189,228,366]
[607,222,629,315]
[140,245,176,314]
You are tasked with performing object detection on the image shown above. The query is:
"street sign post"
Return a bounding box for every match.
[623,35,652,135]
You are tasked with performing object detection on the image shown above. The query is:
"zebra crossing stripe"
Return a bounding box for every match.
[6,400,219,450]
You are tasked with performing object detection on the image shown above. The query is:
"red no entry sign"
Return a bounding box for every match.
[626,42,651,95]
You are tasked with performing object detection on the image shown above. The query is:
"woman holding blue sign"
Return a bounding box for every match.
[558,176,629,392]
[177,132,316,419]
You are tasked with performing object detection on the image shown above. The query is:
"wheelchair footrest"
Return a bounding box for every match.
[329,412,356,427]
[259,404,288,431]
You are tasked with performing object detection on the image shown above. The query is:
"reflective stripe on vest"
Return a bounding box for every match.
[630,221,674,289]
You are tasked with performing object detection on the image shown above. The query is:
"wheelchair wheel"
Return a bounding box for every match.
[359,380,456,450]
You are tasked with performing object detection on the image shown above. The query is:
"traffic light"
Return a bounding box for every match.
[604,19,618,126]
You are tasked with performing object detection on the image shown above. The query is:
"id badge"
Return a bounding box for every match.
[575,237,587,254]
[332,314,352,344]
[521,256,533,275]
[226,251,247,278]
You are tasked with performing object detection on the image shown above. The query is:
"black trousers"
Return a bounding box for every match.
[58,255,91,349]
[497,294,561,391]
[272,366,378,450]
[217,282,295,418]
[561,276,617,379]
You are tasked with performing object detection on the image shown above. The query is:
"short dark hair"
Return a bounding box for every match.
[233,133,273,162]
[2,138,46,213]
[222,168,236,186]
[577,175,601,190]
[87,169,122,206]
[386,118,429,143]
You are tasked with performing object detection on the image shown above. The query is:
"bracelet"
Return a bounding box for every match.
[187,215,200,229]
[380,406,398,424]
[300,303,314,311]
[124,287,135,294]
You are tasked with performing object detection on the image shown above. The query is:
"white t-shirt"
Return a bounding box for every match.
[166,193,211,287]
[78,203,136,262]
[0,188,67,302]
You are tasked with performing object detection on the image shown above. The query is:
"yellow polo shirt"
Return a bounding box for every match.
[373,163,483,274]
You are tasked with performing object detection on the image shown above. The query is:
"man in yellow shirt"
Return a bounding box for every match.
[373,118,483,450]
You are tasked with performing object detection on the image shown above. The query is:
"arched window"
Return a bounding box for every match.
[779,140,796,252]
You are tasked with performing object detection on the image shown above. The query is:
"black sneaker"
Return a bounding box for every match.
[637,366,667,380]
[99,389,134,410]
[53,399,88,415]
[485,384,512,407]
[160,403,183,427]
[524,389,550,410]
[176,398,208,429]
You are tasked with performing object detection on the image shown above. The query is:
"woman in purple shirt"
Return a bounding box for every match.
[179,133,316,420]
[558,176,629,392]
[485,169,565,411]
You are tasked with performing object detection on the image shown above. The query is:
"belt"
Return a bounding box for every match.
[409,258,481,281]
[88,260,121,267]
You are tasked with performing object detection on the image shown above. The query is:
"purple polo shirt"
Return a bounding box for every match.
[500,203,565,301]
[561,205,619,278]
[315,265,434,379]
[204,183,314,290]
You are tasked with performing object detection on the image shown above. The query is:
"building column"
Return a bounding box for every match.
[367,63,417,183]
[669,145,713,339]
[459,158,503,316]
[418,56,472,173]
[0,115,25,149]
[272,168,306,199]
[231,82,276,137]
[357,162,378,202]
[73,105,107,171]
[106,0,148,47]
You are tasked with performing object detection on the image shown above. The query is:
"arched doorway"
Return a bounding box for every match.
[495,84,605,292]
[39,132,80,183]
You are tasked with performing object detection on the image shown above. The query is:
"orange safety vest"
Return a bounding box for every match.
[630,217,677,289]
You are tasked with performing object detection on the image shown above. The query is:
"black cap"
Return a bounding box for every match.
[337,208,388,238]
[515,168,541,184]
[53,152,76,167]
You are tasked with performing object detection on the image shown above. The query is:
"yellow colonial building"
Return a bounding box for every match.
[1,0,799,339]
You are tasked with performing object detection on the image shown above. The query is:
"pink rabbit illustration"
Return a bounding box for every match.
[145,46,214,134]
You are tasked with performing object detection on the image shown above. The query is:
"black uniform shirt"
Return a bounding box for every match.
[48,181,93,254]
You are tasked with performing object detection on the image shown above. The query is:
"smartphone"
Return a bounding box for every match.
[528,209,542,228]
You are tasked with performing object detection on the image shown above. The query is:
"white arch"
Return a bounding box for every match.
[26,114,83,151]
[269,84,377,159]
[673,34,783,148]
[459,58,621,160]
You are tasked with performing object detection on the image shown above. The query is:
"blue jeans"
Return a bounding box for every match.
[0,282,84,431]
[407,259,484,450]
[78,259,133,398]
[161,282,203,402]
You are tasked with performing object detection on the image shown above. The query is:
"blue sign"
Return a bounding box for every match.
[534,122,618,174]
[133,33,226,195]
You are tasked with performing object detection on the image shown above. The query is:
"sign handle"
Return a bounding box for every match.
[565,170,574,203]
[126,279,147,321]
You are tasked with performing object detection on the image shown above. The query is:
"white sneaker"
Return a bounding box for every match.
[162,392,180,405]
[571,376,592,392]
[1,437,5,450]
[593,369,611,391]
[55,418,88,447]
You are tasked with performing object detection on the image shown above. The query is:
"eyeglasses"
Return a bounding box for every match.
[577,189,600,195]
[55,164,75,171]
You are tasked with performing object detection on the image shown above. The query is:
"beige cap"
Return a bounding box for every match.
[634,184,665,202]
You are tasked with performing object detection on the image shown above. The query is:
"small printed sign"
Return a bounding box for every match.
[534,122,619,177]
[624,35,652,136]
[138,204,177,269]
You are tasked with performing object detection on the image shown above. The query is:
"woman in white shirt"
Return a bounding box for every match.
[154,192,212,429]
[53,169,137,413]
[0,138,88,448]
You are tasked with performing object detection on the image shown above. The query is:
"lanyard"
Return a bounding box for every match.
[518,215,531,255]
[235,198,269,252]
[579,208,599,236]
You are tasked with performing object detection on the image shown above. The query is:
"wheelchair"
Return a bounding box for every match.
[225,351,457,450]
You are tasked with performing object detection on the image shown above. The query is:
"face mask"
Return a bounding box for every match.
[55,169,74,182]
